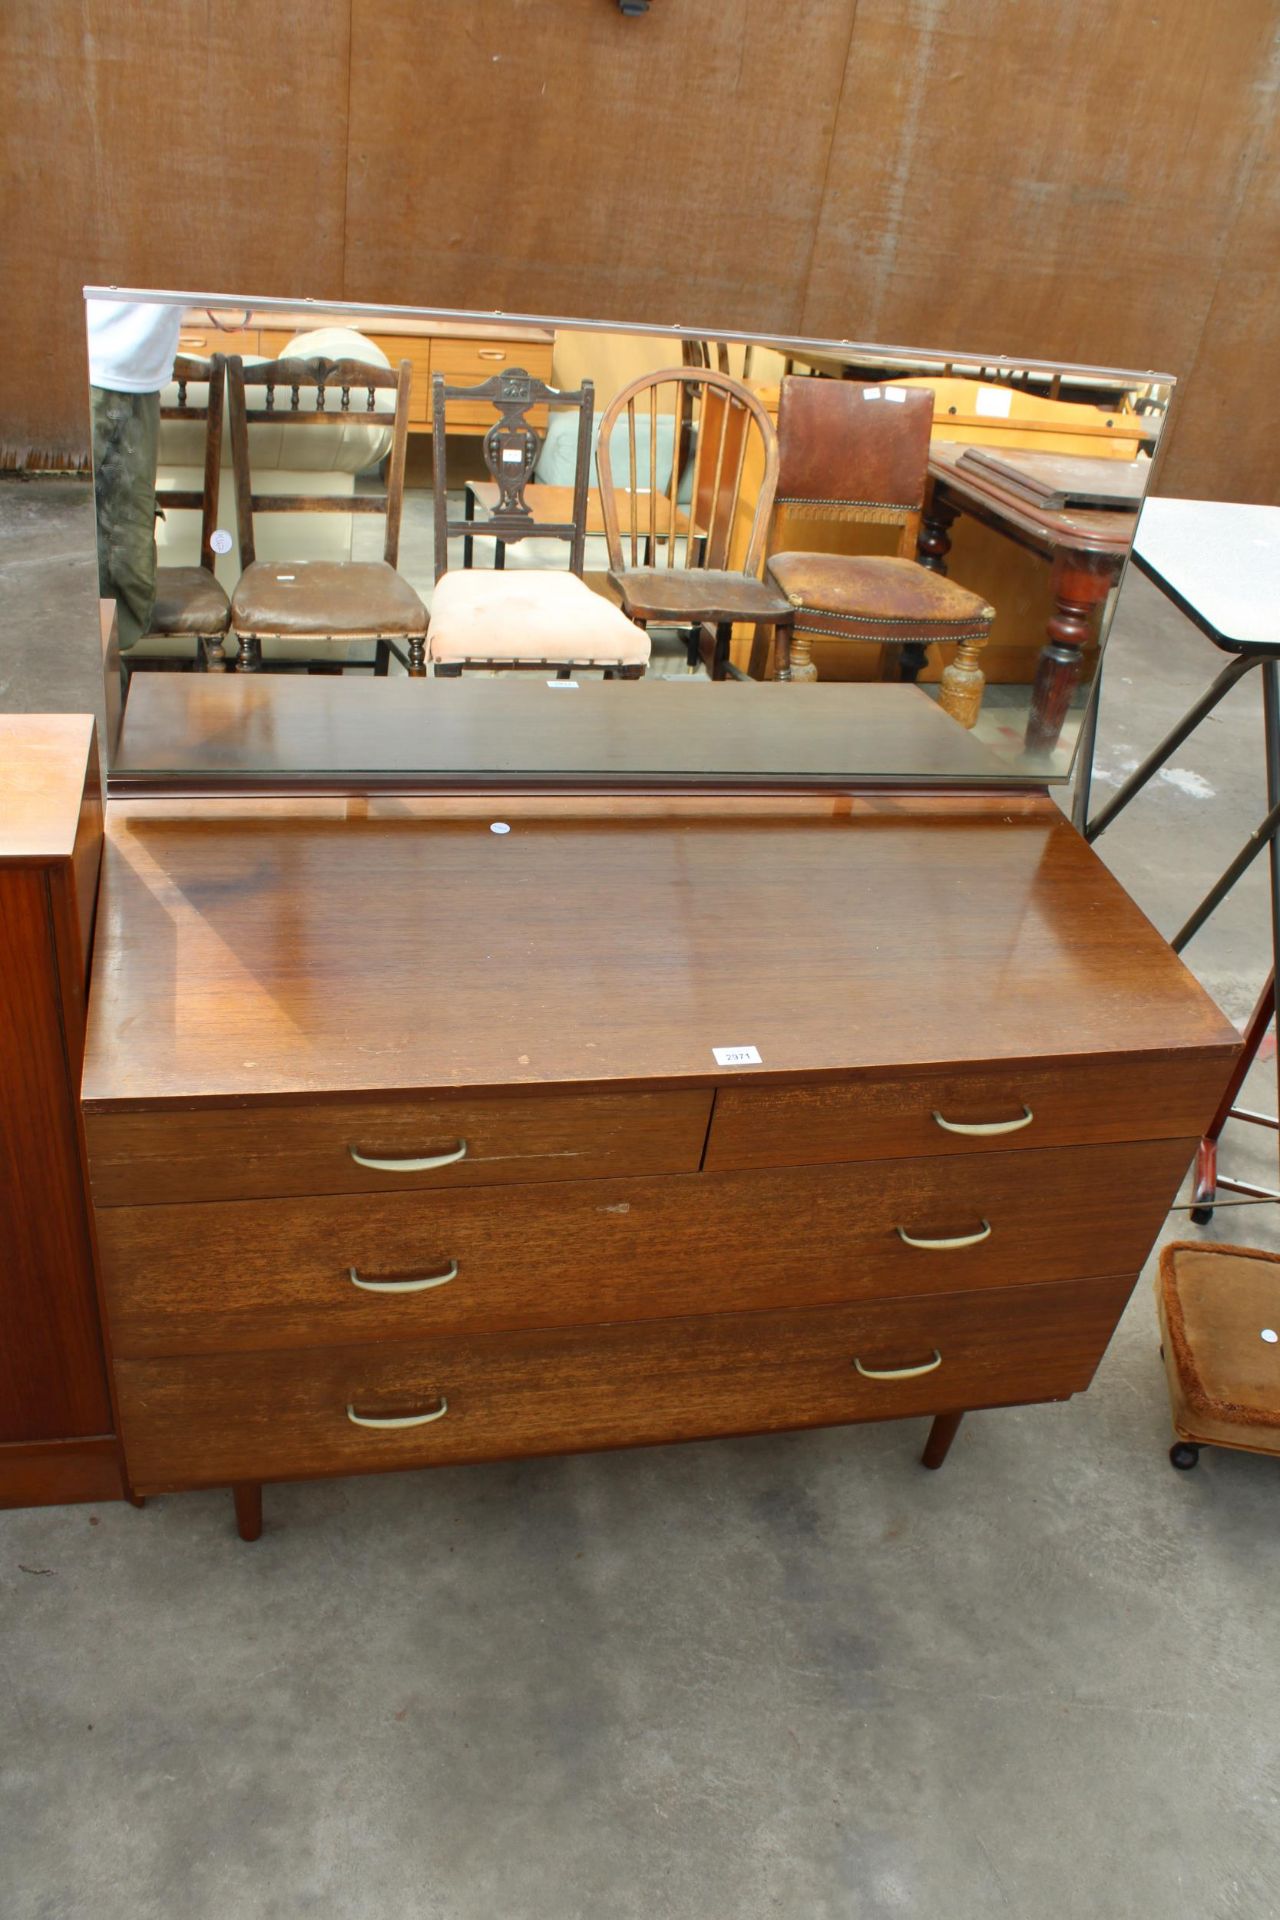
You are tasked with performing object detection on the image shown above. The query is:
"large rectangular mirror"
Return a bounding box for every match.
[87,288,1170,790]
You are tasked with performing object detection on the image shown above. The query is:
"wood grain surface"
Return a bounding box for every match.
[98,1140,1190,1358]
[705,1058,1223,1169]
[82,799,1238,1109]
[87,1089,712,1207]
[107,676,1009,784]
[115,1273,1135,1490]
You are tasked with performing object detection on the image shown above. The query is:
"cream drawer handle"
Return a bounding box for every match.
[896,1220,991,1250]
[854,1350,942,1382]
[349,1261,458,1294]
[347,1140,467,1172]
[347,1398,448,1429]
[932,1105,1033,1136]
[477,348,506,360]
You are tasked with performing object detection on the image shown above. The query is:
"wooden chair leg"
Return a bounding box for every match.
[773,617,794,682]
[921,1411,965,1469]
[232,1482,263,1541]
[408,636,427,676]
[374,639,391,677]
[937,630,990,730]
[711,622,733,681]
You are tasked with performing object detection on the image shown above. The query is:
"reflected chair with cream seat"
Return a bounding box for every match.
[226,350,426,674]
[427,368,650,679]
[764,378,995,724]
[595,368,794,680]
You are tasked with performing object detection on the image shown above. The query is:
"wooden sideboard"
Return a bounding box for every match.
[0,716,128,1507]
[176,309,555,435]
[77,776,1238,1539]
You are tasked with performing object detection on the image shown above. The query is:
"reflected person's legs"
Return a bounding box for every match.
[91,385,160,649]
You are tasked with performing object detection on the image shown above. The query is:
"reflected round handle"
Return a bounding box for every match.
[349,1261,458,1294]
[347,1140,467,1172]
[896,1219,991,1251]
[854,1350,942,1382]
[346,1398,448,1429]
[932,1104,1033,1136]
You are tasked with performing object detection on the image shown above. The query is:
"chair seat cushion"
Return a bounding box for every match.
[230,561,427,638]
[427,569,650,667]
[611,567,793,625]
[767,553,994,639]
[150,566,231,636]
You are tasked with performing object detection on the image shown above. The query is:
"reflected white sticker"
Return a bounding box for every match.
[883,387,907,404]
[489,822,511,835]
[1262,1328,1278,1344]
[863,386,882,400]
[547,679,579,689]
[276,573,295,581]
[210,529,233,554]
[501,448,523,463]
[975,388,1014,418]
[713,1045,763,1067]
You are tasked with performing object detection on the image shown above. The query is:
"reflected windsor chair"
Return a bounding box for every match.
[595,368,794,680]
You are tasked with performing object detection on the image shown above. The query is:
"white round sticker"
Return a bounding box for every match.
[1261,1328,1278,1345]
[209,529,233,554]
[489,823,511,835]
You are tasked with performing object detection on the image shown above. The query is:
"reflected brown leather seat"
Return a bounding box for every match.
[150,564,232,636]
[230,561,427,638]
[764,379,994,725]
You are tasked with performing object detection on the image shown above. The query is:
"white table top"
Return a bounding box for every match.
[1133,497,1280,649]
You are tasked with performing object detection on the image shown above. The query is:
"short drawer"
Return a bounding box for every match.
[85,1088,712,1208]
[116,1273,1135,1491]
[706,1055,1223,1171]
[98,1138,1192,1357]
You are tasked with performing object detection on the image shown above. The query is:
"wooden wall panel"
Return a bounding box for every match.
[0,0,1276,498]
[340,0,857,329]
[1158,64,1280,503]
[0,0,351,466]
[799,0,1279,374]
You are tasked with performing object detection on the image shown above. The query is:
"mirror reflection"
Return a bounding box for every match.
[86,291,1167,785]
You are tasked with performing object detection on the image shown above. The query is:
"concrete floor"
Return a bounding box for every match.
[2,475,1279,1920]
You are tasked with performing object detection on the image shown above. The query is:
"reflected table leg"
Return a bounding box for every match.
[1026,549,1119,753]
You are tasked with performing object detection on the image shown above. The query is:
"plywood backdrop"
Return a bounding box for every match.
[2,0,1277,498]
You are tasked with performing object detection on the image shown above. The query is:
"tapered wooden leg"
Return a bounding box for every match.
[233,1482,263,1541]
[921,1411,965,1469]
[937,628,991,729]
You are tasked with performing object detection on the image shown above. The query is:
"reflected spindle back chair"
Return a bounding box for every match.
[596,368,793,679]
[226,352,426,673]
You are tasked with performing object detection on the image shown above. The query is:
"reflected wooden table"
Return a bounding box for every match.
[920,443,1137,751]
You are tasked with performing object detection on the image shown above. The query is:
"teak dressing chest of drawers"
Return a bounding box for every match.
[80,791,1238,1539]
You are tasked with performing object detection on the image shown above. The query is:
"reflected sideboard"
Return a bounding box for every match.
[76,789,1238,1538]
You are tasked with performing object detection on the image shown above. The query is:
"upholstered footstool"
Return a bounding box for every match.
[1156,1240,1280,1470]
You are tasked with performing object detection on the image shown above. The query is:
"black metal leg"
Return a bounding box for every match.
[1172,798,1280,952]
[1085,652,1258,841]
[1071,654,1104,833]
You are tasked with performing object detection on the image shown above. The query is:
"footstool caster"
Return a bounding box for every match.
[1169,1441,1201,1471]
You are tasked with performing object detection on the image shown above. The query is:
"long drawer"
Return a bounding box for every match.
[705,1056,1221,1171]
[85,1088,712,1208]
[98,1139,1189,1356]
[116,1274,1134,1490]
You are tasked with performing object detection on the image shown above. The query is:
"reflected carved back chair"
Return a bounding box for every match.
[765,378,996,723]
[596,368,793,680]
[427,366,649,678]
[226,352,426,674]
[125,353,232,681]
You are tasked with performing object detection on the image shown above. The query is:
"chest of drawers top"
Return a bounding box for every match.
[81,794,1235,1122]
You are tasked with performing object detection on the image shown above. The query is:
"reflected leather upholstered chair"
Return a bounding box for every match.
[427,367,649,679]
[122,353,232,681]
[765,379,995,724]
[226,352,427,674]
[596,369,794,680]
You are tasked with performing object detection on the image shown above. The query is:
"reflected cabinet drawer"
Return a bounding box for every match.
[706,1057,1221,1171]
[85,1088,713,1208]
[116,1274,1135,1491]
[98,1139,1193,1357]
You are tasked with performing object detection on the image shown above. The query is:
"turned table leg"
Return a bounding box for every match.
[921,1411,965,1469]
[917,496,958,575]
[232,1482,263,1541]
[1025,550,1118,753]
